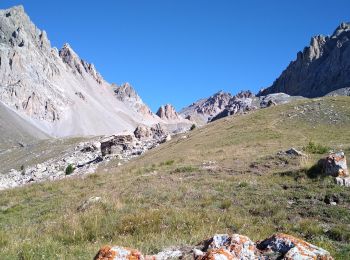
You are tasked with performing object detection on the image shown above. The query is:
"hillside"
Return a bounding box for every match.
[0,101,48,150]
[1,96,350,259]
[259,22,350,97]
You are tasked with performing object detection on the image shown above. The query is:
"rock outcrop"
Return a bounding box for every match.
[113,83,157,120]
[259,22,350,98]
[94,233,333,259]
[134,123,168,141]
[180,91,233,124]
[156,104,180,121]
[323,151,350,187]
[209,91,255,122]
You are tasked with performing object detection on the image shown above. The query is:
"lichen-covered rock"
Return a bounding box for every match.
[257,233,333,260]
[94,246,144,260]
[95,233,333,260]
[196,234,258,259]
[324,152,349,177]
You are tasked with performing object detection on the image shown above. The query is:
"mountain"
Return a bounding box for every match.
[179,91,233,124]
[259,22,350,97]
[0,5,178,137]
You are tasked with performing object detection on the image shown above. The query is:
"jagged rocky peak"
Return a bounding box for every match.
[259,22,350,98]
[332,22,350,37]
[113,82,154,117]
[156,104,179,120]
[113,82,139,102]
[59,43,103,84]
[0,5,51,51]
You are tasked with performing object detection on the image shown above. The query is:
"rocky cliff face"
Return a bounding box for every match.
[113,83,156,119]
[259,22,350,97]
[0,6,161,137]
[180,91,233,124]
[156,104,180,121]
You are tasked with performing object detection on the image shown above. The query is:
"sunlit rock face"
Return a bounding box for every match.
[259,22,350,98]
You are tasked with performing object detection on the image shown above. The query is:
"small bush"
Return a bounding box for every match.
[303,141,330,154]
[219,199,232,210]
[173,166,197,173]
[238,182,248,188]
[159,160,174,166]
[190,124,196,131]
[65,164,75,175]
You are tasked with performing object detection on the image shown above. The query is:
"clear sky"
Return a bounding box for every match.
[1,1,350,111]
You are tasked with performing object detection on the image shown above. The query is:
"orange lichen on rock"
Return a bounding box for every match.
[95,233,333,260]
[94,246,144,260]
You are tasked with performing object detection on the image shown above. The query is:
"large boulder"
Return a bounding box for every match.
[195,234,259,259]
[134,124,168,142]
[94,246,144,260]
[95,233,333,260]
[257,233,333,259]
[100,135,134,157]
[324,151,349,177]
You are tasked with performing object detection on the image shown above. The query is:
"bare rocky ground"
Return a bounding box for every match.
[0,124,174,190]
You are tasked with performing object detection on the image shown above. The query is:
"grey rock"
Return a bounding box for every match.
[156,104,180,120]
[77,196,101,212]
[324,151,349,177]
[259,22,350,98]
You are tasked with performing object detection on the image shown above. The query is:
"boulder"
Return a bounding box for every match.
[196,234,259,259]
[77,196,101,212]
[134,125,152,140]
[324,152,349,177]
[257,233,333,259]
[94,246,144,260]
[100,135,134,157]
[95,233,333,259]
[285,148,306,157]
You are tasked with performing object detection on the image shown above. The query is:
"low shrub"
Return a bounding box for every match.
[303,141,330,154]
[65,164,75,175]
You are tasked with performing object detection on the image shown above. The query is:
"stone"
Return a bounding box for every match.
[197,234,259,259]
[77,196,101,212]
[257,233,333,259]
[100,135,134,157]
[324,152,349,177]
[285,148,306,157]
[94,246,144,260]
[96,233,333,259]
[134,125,153,140]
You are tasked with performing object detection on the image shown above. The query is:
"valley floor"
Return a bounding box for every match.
[1,97,350,259]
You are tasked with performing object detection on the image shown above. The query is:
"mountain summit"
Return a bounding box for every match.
[259,22,350,97]
[0,5,189,137]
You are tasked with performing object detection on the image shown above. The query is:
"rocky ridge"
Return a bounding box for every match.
[94,233,333,259]
[259,22,350,98]
[180,90,304,124]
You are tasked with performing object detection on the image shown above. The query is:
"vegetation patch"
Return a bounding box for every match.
[303,141,330,154]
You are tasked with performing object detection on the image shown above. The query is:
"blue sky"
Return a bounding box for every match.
[1,1,350,111]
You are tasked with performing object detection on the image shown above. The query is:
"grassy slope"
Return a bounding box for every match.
[1,97,350,259]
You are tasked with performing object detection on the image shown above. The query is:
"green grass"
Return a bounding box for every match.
[303,141,330,154]
[1,97,350,259]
